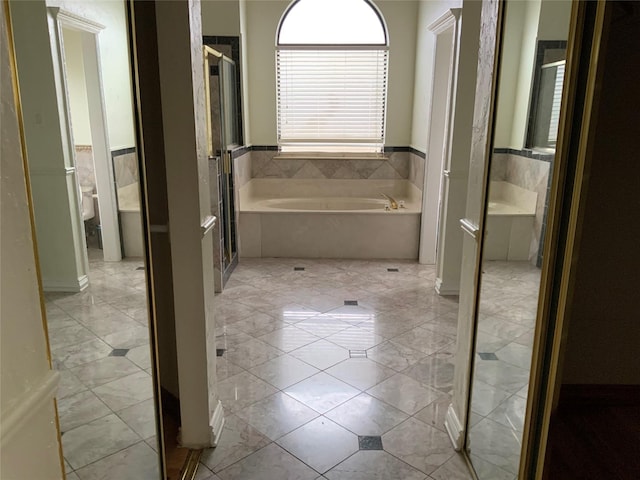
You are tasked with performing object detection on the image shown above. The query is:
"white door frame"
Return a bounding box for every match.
[48,7,122,262]
[419,9,462,265]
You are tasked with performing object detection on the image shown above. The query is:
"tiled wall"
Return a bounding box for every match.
[244,147,426,190]
[112,148,139,188]
[75,145,95,188]
[490,149,552,265]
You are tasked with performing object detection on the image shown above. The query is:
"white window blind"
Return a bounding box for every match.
[277,48,388,153]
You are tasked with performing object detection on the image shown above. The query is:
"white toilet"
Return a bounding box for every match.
[81,184,95,221]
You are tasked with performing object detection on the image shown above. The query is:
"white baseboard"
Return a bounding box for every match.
[435,277,460,296]
[43,274,89,292]
[210,400,225,446]
[445,404,464,451]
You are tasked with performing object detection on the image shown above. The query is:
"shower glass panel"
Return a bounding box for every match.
[465,1,570,478]
[204,47,239,288]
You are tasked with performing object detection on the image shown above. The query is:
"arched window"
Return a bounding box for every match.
[276,0,389,153]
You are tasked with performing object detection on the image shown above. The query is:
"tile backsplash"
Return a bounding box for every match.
[75,145,95,189]
[246,147,426,189]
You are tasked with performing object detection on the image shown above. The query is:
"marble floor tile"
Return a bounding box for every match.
[225,338,283,370]
[49,323,98,351]
[366,341,427,372]
[69,356,142,389]
[325,450,427,480]
[195,463,220,480]
[216,358,246,381]
[233,312,287,337]
[217,443,318,480]
[477,315,531,343]
[201,414,270,472]
[284,372,359,414]
[289,339,350,370]
[100,325,150,350]
[467,418,522,475]
[403,354,455,394]
[325,326,384,351]
[276,416,359,473]
[295,315,352,338]
[125,344,152,370]
[391,327,455,356]
[413,394,452,433]
[474,359,530,395]
[469,379,512,416]
[249,354,319,390]
[92,371,153,411]
[235,392,319,441]
[63,414,140,470]
[367,374,440,415]
[116,398,157,439]
[495,342,533,371]
[325,358,395,391]
[73,441,159,480]
[216,328,253,348]
[217,371,278,414]
[324,393,408,436]
[53,338,113,369]
[475,331,511,353]
[58,390,111,432]
[382,417,454,474]
[57,369,88,399]
[468,454,515,480]
[486,394,527,432]
[430,452,474,480]
[258,325,320,352]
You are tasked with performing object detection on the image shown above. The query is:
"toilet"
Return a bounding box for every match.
[80,184,95,221]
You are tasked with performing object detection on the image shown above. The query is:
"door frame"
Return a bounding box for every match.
[419,8,462,266]
[48,7,122,262]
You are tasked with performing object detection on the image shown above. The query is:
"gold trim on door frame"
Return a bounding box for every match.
[520,1,610,478]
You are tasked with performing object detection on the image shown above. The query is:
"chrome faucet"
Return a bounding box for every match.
[380,193,398,210]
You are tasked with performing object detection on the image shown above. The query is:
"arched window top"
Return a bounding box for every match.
[277,0,388,46]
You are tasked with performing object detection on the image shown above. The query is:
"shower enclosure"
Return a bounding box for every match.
[204,46,240,291]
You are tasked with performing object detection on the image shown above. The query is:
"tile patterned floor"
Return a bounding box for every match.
[467,260,540,480]
[49,254,534,479]
[47,249,158,479]
[200,258,473,480]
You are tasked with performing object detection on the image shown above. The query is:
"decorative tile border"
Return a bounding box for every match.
[493,147,554,162]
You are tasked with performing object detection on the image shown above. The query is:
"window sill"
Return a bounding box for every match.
[273,152,389,161]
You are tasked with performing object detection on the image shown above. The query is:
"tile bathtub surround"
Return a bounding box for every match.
[207,258,473,479]
[47,248,155,477]
[490,151,551,265]
[245,147,427,187]
[112,147,139,189]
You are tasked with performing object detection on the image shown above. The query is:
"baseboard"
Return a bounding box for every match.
[559,384,640,408]
[435,277,460,296]
[42,274,89,292]
[210,400,225,446]
[444,404,464,451]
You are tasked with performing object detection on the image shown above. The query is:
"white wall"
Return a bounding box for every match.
[62,28,92,145]
[48,0,135,150]
[1,6,63,478]
[243,0,419,146]
[410,0,462,153]
[201,0,241,35]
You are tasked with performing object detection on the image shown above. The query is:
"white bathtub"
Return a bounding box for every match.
[484,181,537,261]
[117,183,144,258]
[239,179,422,259]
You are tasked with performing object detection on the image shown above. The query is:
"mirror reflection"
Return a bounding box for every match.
[467,1,571,478]
[8,1,161,477]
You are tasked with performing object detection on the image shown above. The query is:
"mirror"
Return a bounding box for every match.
[466,0,572,478]
[8,2,162,477]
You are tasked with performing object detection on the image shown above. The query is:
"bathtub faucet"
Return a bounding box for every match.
[380,193,398,209]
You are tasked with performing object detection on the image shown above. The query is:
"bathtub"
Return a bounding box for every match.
[484,181,537,261]
[117,183,144,258]
[239,179,422,259]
